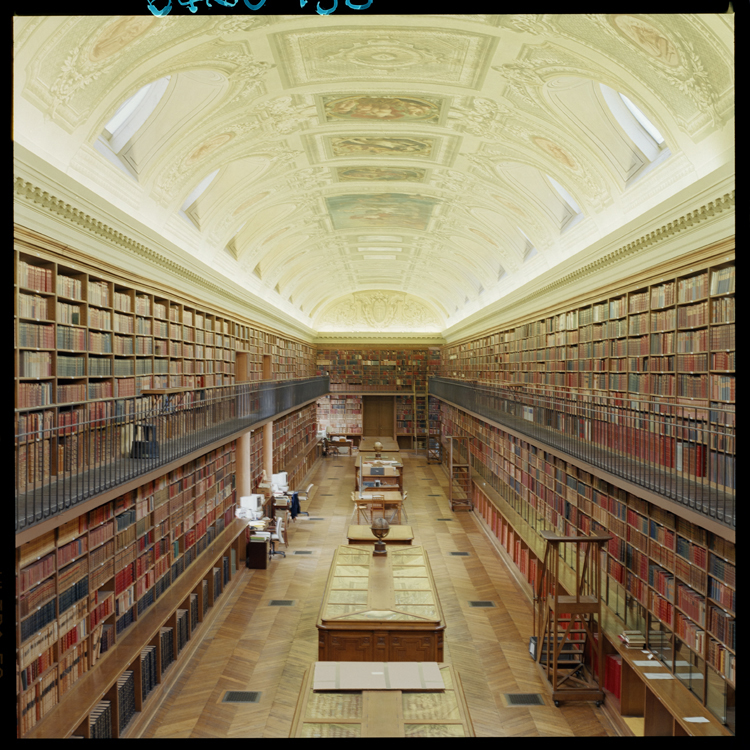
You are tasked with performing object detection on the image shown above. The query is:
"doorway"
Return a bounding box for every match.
[362,396,394,437]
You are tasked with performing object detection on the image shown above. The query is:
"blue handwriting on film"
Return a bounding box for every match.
[147,0,373,15]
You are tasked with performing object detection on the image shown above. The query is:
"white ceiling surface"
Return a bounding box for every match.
[13,14,734,340]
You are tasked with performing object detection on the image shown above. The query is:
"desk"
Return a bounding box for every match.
[330,432,360,448]
[245,522,272,569]
[289,663,475,737]
[316,545,445,662]
[347,525,414,545]
[328,438,353,456]
[359,436,399,452]
[357,456,403,494]
[355,491,403,524]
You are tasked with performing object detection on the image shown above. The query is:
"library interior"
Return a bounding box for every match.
[13,13,734,739]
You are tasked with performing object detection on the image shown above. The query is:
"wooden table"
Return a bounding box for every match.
[355,491,403,524]
[356,455,403,493]
[359,436,400,452]
[328,438,353,456]
[289,663,475,737]
[347,525,414,545]
[316,545,445,662]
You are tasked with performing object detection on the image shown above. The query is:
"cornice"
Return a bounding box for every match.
[443,187,735,344]
[314,333,446,347]
[13,174,318,344]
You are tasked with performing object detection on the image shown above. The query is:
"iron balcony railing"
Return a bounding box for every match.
[429,377,735,529]
[15,376,329,531]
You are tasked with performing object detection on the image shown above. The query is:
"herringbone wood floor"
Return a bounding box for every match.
[142,453,619,738]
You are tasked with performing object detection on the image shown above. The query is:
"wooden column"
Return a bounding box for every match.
[236,431,252,498]
[263,421,273,476]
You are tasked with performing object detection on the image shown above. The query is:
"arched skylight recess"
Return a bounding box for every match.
[518,227,537,261]
[103,77,171,154]
[599,84,667,163]
[619,93,665,145]
[181,169,219,213]
[546,175,582,215]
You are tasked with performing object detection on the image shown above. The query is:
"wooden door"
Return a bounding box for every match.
[363,396,394,437]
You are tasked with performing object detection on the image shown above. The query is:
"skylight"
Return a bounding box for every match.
[547,175,581,214]
[619,94,665,144]
[103,77,171,155]
[104,83,154,135]
[181,169,219,212]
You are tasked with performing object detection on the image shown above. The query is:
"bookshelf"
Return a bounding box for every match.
[316,394,363,438]
[315,346,441,392]
[272,403,318,491]
[440,401,734,732]
[16,442,241,738]
[440,257,734,416]
[15,236,316,497]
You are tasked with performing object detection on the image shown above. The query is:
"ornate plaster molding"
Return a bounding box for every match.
[315,333,446,346]
[13,175,317,342]
[444,188,735,341]
[316,290,444,332]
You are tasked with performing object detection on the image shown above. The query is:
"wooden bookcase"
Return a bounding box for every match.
[14,235,317,499]
[316,394,363,438]
[440,256,734,418]
[16,441,246,738]
[272,403,318,491]
[315,346,441,392]
[440,402,734,733]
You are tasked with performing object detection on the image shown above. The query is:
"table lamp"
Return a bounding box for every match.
[371,516,390,556]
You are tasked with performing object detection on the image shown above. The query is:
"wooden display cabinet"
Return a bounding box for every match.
[317,545,445,663]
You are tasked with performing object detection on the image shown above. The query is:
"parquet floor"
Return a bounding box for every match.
[142,453,620,738]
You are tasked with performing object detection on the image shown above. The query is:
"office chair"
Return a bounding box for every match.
[269,515,286,559]
[291,483,313,517]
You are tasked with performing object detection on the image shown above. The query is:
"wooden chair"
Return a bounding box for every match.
[400,491,409,522]
[369,494,386,522]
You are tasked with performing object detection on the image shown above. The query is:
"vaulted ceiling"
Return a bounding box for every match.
[13,14,734,340]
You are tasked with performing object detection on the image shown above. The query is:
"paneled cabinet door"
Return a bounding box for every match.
[324,633,373,661]
[389,634,440,662]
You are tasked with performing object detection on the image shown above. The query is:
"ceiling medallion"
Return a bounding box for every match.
[325,39,439,71]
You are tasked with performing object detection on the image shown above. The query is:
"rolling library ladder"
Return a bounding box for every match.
[444,436,473,511]
[532,530,611,707]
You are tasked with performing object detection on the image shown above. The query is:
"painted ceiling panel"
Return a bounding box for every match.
[13,14,734,335]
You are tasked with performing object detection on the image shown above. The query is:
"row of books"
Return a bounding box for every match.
[18,260,54,292]
[18,321,55,348]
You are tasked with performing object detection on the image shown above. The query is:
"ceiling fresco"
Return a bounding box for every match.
[13,14,734,335]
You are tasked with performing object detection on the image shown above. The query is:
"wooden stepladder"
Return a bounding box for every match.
[446,436,472,511]
[532,531,611,707]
